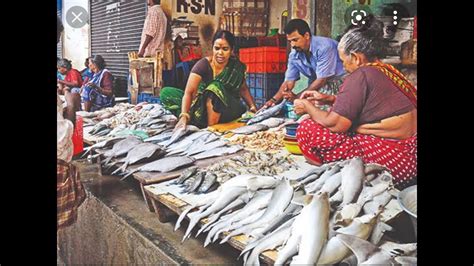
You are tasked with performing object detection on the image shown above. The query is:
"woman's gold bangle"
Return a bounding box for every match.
[179,112,191,120]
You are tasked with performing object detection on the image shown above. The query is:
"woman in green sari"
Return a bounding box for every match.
[160,30,257,129]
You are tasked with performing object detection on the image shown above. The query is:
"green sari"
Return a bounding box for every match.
[160,57,247,128]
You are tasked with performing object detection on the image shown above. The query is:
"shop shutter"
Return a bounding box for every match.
[90,0,147,95]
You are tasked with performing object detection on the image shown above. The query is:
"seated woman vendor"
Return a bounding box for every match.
[160,30,257,129]
[80,55,115,112]
[293,16,417,190]
[57,58,83,94]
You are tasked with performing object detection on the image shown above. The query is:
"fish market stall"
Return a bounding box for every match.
[141,157,412,264]
[76,101,416,265]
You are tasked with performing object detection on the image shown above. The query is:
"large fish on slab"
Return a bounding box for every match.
[257,117,287,128]
[166,130,211,154]
[185,139,229,156]
[340,157,365,206]
[160,125,200,147]
[121,156,196,180]
[182,186,247,242]
[288,192,330,265]
[317,210,381,265]
[247,99,287,125]
[191,145,243,160]
[111,142,165,175]
[101,136,143,165]
[336,233,415,265]
[219,179,294,244]
[244,225,293,266]
[144,130,174,143]
[204,190,273,247]
[81,136,126,158]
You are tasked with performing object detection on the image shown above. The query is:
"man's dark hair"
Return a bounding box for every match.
[284,19,312,36]
[90,55,106,70]
[212,30,236,50]
[152,0,161,5]
[57,16,64,44]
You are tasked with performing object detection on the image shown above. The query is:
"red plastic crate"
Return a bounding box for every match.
[239,46,287,73]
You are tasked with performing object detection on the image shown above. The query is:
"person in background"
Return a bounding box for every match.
[80,57,94,81]
[57,58,83,94]
[293,16,417,190]
[263,19,346,111]
[160,30,257,128]
[80,55,115,112]
[137,0,167,57]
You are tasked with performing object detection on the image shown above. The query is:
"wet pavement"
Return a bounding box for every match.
[57,159,241,264]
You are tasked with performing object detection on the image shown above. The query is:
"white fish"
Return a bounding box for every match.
[340,157,365,206]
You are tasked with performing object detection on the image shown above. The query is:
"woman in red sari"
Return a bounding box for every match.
[294,16,417,189]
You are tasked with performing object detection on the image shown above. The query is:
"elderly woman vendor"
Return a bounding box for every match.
[293,16,417,189]
[80,55,115,112]
[160,30,257,129]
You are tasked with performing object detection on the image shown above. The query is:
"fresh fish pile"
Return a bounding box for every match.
[121,156,196,180]
[170,151,298,194]
[171,157,415,265]
[229,131,285,152]
[86,103,177,139]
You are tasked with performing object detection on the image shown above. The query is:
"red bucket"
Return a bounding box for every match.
[72,115,83,156]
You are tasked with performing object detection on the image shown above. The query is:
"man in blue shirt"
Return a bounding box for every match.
[263,19,346,110]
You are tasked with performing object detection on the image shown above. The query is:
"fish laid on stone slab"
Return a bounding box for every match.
[111,143,165,175]
[121,156,196,180]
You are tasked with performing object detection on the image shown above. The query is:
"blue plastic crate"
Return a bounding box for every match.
[136,92,161,104]
[246,72,285,108]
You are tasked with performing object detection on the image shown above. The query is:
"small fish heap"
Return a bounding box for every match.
[174,157,416,265]
[171,151,298,194]
[229,131,285,152]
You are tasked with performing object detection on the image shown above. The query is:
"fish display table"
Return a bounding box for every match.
[144,181,278,265]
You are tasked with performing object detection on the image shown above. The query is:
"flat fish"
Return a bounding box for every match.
[121,156,196,180]
[192,145,243,160]
[144,130,174,143]
[230,124,269,135]
[160,125,200,147]
[111,143,165,175]
[102,136,142,162]
[247,99,287,125]
[186,139,229,156]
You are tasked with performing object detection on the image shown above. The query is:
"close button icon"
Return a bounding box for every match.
[66,6,89,28]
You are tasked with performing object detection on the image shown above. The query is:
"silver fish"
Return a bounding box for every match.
[318,210,380,265]
[121,156,195,180]
[336,233,407,265]
[257,117,287,128]
[247,99,287,125]
[102,136,143,165]
[144,130,174,143]
[173,166,199,184]
[192,145,243,160]
[185,139,229,156]
[160,125,199,147]
[244,226,293,266]
[198,172,218,193]
[111,142,164,175]
[230,124,269,135]
[340,157,365,206]
[289,192,330,265]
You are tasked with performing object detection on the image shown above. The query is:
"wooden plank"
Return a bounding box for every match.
[132,150,245,185]
[144,189,277,264]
